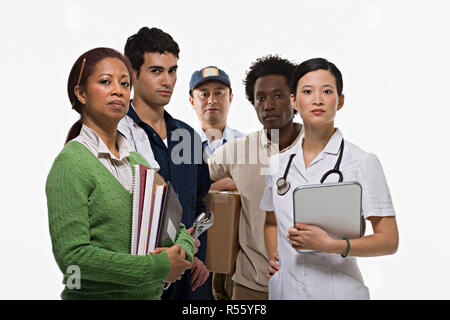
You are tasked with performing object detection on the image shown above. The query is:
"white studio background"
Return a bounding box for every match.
[0,0,448,299]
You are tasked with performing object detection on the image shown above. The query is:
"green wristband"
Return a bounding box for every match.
[341,237,350,258]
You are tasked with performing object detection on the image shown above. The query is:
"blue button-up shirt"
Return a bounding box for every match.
[195,124,245,158]
[126,103,211,299]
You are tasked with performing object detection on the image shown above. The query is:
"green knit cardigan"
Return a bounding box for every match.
[46,141,194,300]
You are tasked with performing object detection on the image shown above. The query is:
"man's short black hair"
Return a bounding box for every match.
[124,27,180,77]
[243,55,297,112]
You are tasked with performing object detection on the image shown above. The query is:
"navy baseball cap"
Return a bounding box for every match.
[189,66,232,95]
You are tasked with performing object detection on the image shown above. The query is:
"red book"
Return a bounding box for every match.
[136,164,148,252]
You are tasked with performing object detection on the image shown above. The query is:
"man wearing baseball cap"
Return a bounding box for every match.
[189,66,244,158]
[189,66,244,299]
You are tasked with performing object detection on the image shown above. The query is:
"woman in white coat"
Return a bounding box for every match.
[260,58,399,300]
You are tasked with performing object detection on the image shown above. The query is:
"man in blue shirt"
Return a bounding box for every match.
[189,66,244,299]
[189,66,244,156]
[189,66,244,192]
[118,27,212,300]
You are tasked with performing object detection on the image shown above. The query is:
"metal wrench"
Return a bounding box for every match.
[192,211,214,238]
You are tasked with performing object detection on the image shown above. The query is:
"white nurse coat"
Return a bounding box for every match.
[259,129,396,300]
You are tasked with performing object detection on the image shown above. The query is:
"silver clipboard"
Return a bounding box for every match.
[292,181,365,252]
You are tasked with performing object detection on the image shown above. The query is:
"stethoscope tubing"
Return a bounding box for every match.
[276,139,345,196]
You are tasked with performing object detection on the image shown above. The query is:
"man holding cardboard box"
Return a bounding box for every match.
[189,66,244,299]
[208,55,303,300]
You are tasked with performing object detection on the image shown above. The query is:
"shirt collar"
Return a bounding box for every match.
[291,128,343,177]
[127,101,142,124]
[79,124,131,161]
[325,128,343,155]
[223,125,241,140]
[196,124,235,143]
[128,101,176,128]
[196,125,208,143]
[259,122,303,152]
[298,128,343,155]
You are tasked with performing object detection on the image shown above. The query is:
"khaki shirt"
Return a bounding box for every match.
[208,123,303,292]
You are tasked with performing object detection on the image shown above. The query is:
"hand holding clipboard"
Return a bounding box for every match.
[292,182,365,253]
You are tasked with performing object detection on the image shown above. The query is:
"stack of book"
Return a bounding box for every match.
[130,164,183,255]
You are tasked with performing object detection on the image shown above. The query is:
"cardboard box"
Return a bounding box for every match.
[203,191,241,274]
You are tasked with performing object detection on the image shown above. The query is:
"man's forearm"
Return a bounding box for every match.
[210,177,237,191]
[264,215,278,260]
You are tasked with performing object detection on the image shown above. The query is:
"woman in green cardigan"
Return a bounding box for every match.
[46,47,194,300]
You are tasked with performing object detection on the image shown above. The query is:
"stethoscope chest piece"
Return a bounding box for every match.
[276,153,296,196]
[276,177,290,196]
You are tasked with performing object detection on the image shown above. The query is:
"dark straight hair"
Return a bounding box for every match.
[65,47,133,144]
[290,58,343,97]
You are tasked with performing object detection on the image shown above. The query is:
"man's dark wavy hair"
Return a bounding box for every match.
[124,27,179,77]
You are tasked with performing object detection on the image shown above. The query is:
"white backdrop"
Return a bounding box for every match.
[1,0,449,299]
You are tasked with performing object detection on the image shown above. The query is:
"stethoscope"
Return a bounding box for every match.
[276,139,345,196]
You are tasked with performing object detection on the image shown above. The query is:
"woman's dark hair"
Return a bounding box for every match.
[65,47,133,144]
[243,55,296,106]
[290,58,343,97]
[124,27,180,77]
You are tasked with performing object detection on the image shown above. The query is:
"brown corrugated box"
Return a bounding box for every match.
[203,190,241,274]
